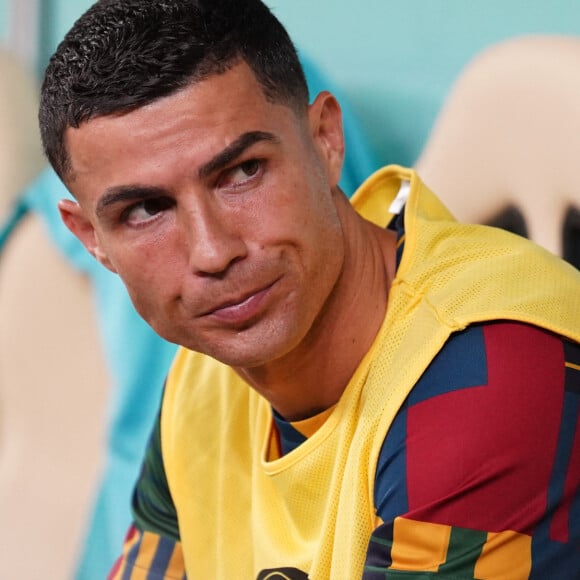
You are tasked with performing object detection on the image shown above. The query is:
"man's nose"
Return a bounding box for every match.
[181,201,247,276]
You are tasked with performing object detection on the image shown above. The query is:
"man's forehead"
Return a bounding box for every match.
[61,61,311,205]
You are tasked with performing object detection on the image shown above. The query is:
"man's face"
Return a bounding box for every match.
[62,62,346,368]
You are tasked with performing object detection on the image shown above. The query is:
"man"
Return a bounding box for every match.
[39,1,580,578]
[16,53,376,580]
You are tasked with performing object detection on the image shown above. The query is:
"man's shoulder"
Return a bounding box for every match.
[408,320,574,406]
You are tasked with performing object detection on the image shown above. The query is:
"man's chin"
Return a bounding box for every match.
[205,348,280,369]
[196,336,294,370]
[164,314,303,368]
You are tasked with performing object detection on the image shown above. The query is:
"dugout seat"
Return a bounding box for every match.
[0,49,109,579]
[416,35,580,268]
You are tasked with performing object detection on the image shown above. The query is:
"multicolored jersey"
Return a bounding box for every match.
[109,166,580,579]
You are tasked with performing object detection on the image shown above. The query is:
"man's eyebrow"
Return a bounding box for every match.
[198,130,279,179]
[96,185,167,218]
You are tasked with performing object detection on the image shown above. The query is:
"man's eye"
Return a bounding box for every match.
[220,159,263,189]
[238,159,261,177]
[122,198,173,225]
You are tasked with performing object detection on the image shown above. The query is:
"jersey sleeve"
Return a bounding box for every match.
[364,321,580,578]
[108,412,187,579]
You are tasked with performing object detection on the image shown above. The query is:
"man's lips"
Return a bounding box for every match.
[201,281,277,324]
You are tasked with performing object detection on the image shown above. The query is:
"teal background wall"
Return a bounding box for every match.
[1,0,580,165]
[0,3,6,39]
[272,0,580,164]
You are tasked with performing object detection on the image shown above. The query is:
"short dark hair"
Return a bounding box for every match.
[39,0,309,180]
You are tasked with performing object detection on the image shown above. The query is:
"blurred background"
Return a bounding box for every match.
[3,0,580,165]
[1,1,579,579]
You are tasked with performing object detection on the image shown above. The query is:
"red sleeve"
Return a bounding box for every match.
[365,322,580,578]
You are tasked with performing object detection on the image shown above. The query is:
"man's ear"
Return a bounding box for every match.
[307,91,345,188]
[58,199,117,273]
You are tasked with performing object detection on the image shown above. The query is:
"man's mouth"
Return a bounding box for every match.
[202,281,277,325]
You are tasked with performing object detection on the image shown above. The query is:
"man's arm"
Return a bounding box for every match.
[365,322,580,578]
[108,525,185,580]
[108,413,186,579]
